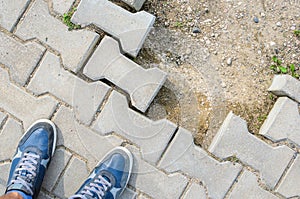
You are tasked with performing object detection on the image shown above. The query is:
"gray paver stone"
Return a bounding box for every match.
[92,91,177,164]
[0,118,23,161]
[0,112,6,126]
[42,148,72,192]
[0,163,11,194]
[0,31,45,86]
[71,0,155,57]
[268,75,300,103]
[208,112,295,188]
[15,0,100,72]
[127,145,188,199]
[0,67,57,129]
[53,106,123,169]
[260,97,300,146]
[0,0,30,31]
[228,170,278,199]
[158,127,242,199]
[37,192,53,199]
[182,182,207,199]
[121,0,146,11]
[52,0,74,15]
[277,155,300,197]
[53,157,89,198]
[28,52,110,125]
[83,36,166,112]
[122,188,137,199]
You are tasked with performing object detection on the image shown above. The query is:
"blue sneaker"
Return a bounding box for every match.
[5,119,57,199]
[69,147,133,199]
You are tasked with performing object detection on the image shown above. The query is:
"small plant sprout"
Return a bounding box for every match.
[270,56,300,78]
[63,8,81,31]
[294,30,300,37]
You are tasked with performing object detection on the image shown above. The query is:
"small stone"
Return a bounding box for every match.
[276,22,282,27]
[192,27,201,33]
[260,13,265,17]
[227,58,232,65]
[253,17,259,23]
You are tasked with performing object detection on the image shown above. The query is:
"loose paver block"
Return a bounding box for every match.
[127,145,188,199]
[228,170,278,199]
[92,91,177,164]
[71,0,155,57]
[28,52,110,125]
[268,75,300,103]
[277,156,300,198]
[0,0,29,31]
[53,106,123,169]
[260,97,300,146]
[84,36,166,112]
[0,163,11,194]
[0,68,57,129]
[0,118,23,161]
[53,157,89,198]
[121,0,146,11]
[158,127,242,199]
[0,32,45,86]
[52,0,74,15]
[208,112,295,188]
[42,148,72,192]
[182,182,207,199]
[15,0,100,72]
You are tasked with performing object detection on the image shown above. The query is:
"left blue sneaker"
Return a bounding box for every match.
[5,119,57,199]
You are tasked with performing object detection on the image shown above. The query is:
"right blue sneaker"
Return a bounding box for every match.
[69,147,133,199]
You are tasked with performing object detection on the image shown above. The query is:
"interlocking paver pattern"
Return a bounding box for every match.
[92,91,177,164]
[15,0,100,73]
[0,0,299,198]
[159,127,242,199]
[72,0,155,57]
[182,182,207,199]
[268,75,300,103]
[0,67,57,129]
[0,31,45,86]
[277,155,300,198]
[260,97,300,146]
[228,170,278,199]
[28,52,110,125]
[0,0,29,31]
[83,36,166,112]
[209,112,295,188]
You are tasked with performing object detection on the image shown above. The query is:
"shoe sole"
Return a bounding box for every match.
[97,146,133,195]
[22,119,57,157]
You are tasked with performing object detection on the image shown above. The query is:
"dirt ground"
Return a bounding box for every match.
[135,0,300,148]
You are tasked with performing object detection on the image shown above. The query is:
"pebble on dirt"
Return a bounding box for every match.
[253,17,259,23]
[192,27,201,33]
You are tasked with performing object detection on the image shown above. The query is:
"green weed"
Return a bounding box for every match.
[63,8,81,31]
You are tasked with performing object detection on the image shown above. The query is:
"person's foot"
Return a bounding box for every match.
[5,119,57,199]
[69,147,133,199]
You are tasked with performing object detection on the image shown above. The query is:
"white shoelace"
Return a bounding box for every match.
[10,152,40,195]
[69,175,112,199]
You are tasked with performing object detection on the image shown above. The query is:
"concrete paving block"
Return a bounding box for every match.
[277,155,300,198]
[42,148,72,192]
[71,0,155,57]
[0,112,6,126]
[260,97,300,146]
[83,36,166,112]
[182,182,207,199]
[28,52,110,125]
[127,145,188,199]
[0,163,11,194]
[92,91,177,164]
[53,157,89,198]
[0,68,57,129]
[121,0,146,11]
[209,112,295,189]
[37,192,53,199]
[53,106,123,170]
[158,127,242,199]
[122,188,137,199]
[52,0,74,15]
[268,75,300,103]
[0,118,23,161]
[0,31,45,86]
[0,0,30,31]
[228,170,278,199]
[15,0,100,72]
